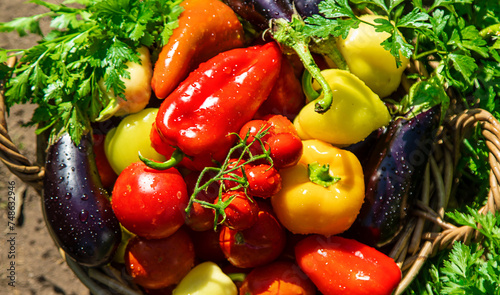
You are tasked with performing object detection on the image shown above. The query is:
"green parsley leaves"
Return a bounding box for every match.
[0,0,182,145]
[412,209,500,294]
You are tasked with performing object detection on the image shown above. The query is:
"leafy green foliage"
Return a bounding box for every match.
[303,0,499,97]
[407,209,500,294]
[0,0,182,145]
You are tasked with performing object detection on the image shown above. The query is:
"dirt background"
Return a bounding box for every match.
[0,0,89,294]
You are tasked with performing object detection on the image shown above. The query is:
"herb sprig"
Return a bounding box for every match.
[0,0,183,145]
[409,208,500,294]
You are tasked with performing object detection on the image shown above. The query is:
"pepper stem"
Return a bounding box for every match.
[139,148,184,170]
[301,70,321,103]
[95,98,120,122]
[272,17,333,113]
[310,38,349,71]
[308,162,340,188]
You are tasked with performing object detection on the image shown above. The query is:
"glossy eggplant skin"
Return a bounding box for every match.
[293,0,322,18]
[43,132,121,267]
[344,127,387,168]
[345,106,441,248]
[223,0,294,30]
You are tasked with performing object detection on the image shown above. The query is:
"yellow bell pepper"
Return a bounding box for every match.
[337,15,410,98]
[172,261,238,295]
[104,108,166,174]
[294,69,391,146]
[271,139,365,237]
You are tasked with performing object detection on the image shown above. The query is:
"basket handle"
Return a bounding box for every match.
[0,56,45,193]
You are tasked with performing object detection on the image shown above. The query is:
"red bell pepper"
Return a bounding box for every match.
[239,260,316,295]
[154,42,282,170]
[295,235,402,295]
[254,55,305,121]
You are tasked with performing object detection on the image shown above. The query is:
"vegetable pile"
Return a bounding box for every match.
[1,0,499,294]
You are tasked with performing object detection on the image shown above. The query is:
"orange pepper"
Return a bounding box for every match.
[151,0,245,99]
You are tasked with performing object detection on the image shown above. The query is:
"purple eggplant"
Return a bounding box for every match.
[224,0,294,30]
[43,132,121,267]
[293,0,322,17]
[344,127,387,168]
[344,105,442,248]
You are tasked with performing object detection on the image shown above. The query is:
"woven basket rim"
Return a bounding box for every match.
[1,57,500,295]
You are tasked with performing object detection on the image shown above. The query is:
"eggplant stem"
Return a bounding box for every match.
[139,148,184,170]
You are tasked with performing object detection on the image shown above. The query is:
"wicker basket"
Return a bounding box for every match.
[2,53,500,294]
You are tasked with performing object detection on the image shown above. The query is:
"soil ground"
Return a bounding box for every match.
[0,0,89,294]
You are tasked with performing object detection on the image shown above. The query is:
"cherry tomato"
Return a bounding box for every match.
[219,201,286,268]
[263,114,299,136]
[239,260,316,295]
[238,117,302,169]
[125,228,195,290]
[246,164,282,198]
[267,132,303,169]
[184,171,219,232]
[239,120,273,155]
[216,191,259,231]
[222,159,249,191]
[111,161,188,239]
[92,133,118,189]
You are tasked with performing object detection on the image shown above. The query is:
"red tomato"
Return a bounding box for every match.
[262,114,299,136]
[239,120,273,155]
[239,260,316,295]
[111,161,188,239]
[238,116,302,169]
[246,164,282,198]
[184,171,219,232]
[267,132,303,169]
[219,202,286,268]
[216,191,259,231]
[295,235,402,295]
[92,133,118,189]
[125,228,195,289]
[222,158,249,191]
